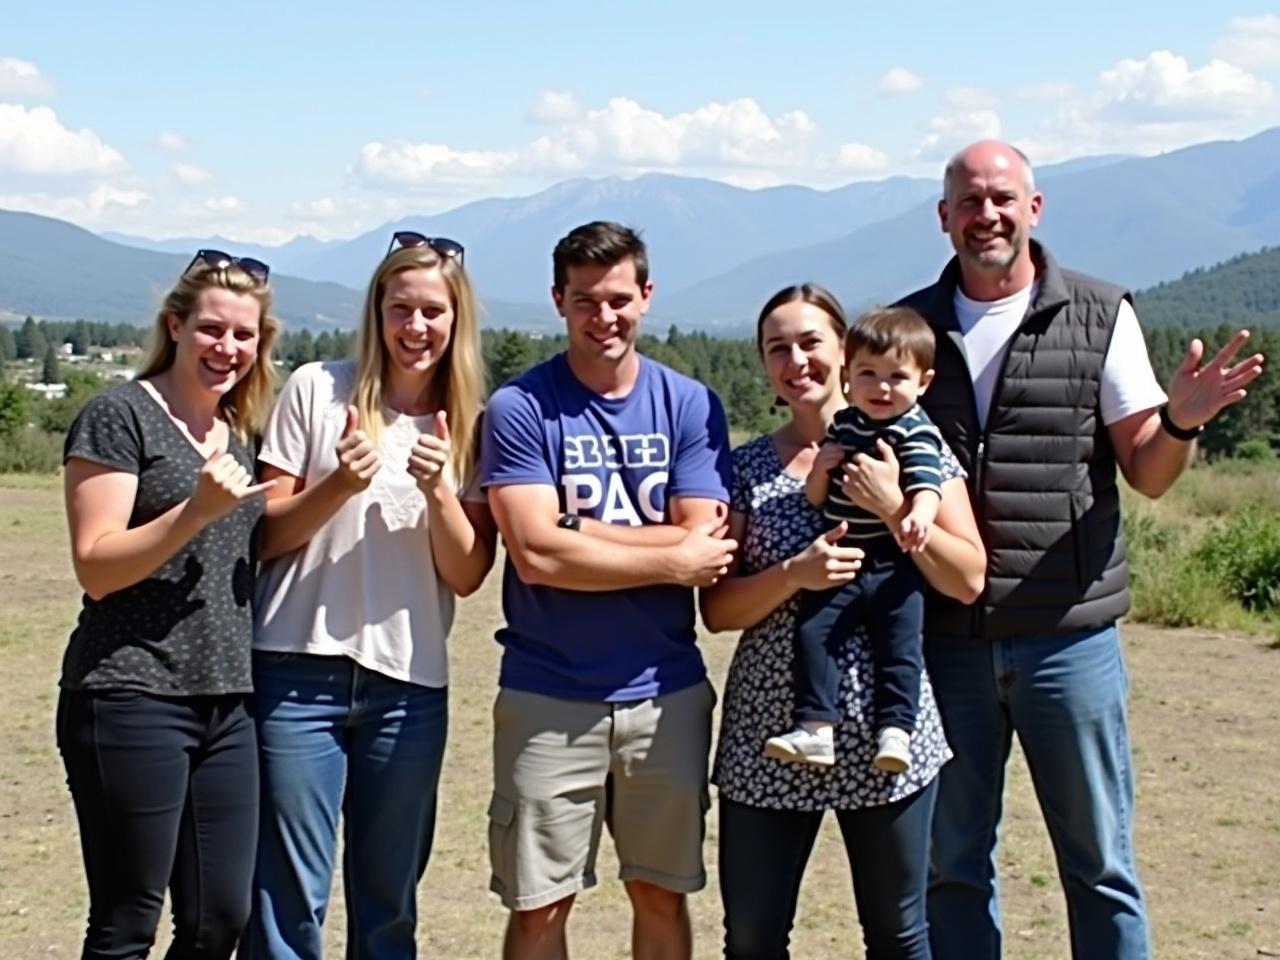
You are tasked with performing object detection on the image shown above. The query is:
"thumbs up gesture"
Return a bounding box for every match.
[408,410,451,494]
[335,404,381,492]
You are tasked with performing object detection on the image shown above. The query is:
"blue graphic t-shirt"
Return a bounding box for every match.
[481,353,731,702]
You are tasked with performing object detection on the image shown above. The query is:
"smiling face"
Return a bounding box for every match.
[553,256,652,374]
[166,286,262,397]
[845,347,933,421]
[379,266,455,390]
[939,141,1042,277]
[758,299,846,412]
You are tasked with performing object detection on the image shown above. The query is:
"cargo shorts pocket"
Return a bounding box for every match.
[487,792,517,890]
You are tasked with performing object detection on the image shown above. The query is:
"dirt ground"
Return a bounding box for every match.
[1,475,1277,959]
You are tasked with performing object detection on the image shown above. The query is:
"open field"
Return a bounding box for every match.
[1,474,1277,959]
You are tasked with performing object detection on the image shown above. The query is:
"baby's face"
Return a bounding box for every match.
[844,348,933,420]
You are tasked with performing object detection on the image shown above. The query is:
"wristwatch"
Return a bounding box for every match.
[557,513,583,531]
[1158,403,1204,442]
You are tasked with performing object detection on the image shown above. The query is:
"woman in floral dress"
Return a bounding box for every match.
[702,283,987,960]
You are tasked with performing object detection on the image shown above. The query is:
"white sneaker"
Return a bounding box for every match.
[874,727,912,774]
[763,725,835,767]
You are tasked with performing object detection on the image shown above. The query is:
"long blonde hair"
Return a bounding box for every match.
[353,245,486,489]
[136,263,280,440]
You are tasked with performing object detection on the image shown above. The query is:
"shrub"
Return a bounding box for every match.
[1232,438,1275,463]
[1193,508,1280,613]
[0,427,62,474]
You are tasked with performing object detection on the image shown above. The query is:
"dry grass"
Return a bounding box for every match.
[1,474,1278,958]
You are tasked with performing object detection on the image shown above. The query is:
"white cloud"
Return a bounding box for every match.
[203,195,245,212]
[836,142,890,172]
[352,96,841,189]
[913,110,1002,161]
[0,184,150,223]
[944,87,1000,110]
[0,56,54,97]
[1016,81,1075,102]
[290,197,340,218]
[0,104,125,175]
[1019,49,1278,163]
[354,141,518,186]
[172,162,211,185]
[157,132,191,153]
[1211,14,1280,70]
[1094,51,1271,123]
[877,67,924,96]
[529,89,582,123]
[525,97,821,174]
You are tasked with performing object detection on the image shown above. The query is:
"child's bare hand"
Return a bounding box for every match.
[897,514,933,553]
[813,441,845,474]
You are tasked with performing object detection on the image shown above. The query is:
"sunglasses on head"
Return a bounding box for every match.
[386,231,465,265]
[184,249,270,284]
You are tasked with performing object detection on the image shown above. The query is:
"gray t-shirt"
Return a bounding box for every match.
[60,380,263,695]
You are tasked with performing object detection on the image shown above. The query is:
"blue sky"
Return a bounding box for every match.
[3,2,1279,243]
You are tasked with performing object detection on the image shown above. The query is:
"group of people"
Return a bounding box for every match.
[55,138,1263,960]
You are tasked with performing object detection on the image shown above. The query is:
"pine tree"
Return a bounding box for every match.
[41,345,61,384]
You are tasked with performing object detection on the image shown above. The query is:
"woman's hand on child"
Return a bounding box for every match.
[783,521,864,591]
[841,439,904,521]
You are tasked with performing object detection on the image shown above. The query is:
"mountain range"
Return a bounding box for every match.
[2,128,1278,335]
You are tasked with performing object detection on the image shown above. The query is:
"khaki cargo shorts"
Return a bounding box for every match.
[487,680,715,911]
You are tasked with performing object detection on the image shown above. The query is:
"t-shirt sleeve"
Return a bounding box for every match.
[1101,299,1167,426]
[481,385,555,488]
[259,365,317,477]
[668,384,731,502]
[63,390,142,474]
[898,412,945,495]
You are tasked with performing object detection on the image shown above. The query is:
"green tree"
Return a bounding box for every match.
[17,317,46,361]
[0,325,15,363]
[0,383,29,437]
[41,345,61,384]
[487,330,534,388]
[69,319,90,355]
[39,370,108,433]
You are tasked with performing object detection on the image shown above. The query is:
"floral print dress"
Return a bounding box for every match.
[712,433,959,811]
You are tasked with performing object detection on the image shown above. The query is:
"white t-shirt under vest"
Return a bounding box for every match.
[952,283,1167,429]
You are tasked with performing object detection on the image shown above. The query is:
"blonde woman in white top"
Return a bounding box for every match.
[240,235,496,960]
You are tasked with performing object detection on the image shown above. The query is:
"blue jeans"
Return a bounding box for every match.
[925,625,1150,960]
[719,781,936,960]
[239,654,448,960]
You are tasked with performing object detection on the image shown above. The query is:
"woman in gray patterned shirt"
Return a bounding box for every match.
[58,251,279,960]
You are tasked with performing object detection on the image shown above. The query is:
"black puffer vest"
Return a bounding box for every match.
[899,242,1132,640]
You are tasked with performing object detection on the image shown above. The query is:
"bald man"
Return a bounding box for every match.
[898,140,1264,960]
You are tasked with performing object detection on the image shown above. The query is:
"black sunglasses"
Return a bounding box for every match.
[386,231,465,265]
[184,248,270,283]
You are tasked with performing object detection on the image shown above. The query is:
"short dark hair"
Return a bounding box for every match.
[552,221,649,292]
[845,307,935,370]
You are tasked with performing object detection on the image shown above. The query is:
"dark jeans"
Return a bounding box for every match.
[794,548,924,730]
[56,689,259,960]
[719,781,936,960]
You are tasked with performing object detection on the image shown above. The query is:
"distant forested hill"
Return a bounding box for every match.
[1135,247,1280,328]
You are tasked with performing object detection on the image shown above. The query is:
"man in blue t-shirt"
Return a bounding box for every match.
[481,221,735,959]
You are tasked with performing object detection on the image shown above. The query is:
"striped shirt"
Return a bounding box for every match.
[822,404,943,542]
